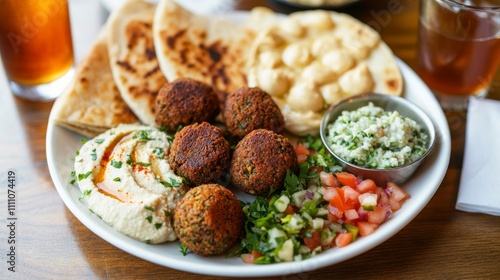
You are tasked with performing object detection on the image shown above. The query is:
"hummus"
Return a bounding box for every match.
[74,124,188,244]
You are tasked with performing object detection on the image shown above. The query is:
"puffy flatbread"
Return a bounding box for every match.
[51,24,139,137]
[108,0,166,126]
[153,0,255,98]
[246,10,403,136]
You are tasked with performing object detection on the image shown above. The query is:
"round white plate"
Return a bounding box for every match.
[46,12,451,278]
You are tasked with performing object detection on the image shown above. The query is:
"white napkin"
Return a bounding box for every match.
[456,97,500,216]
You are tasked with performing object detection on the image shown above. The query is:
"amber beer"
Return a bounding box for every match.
[416,0,500,108]
[0,0,74,85]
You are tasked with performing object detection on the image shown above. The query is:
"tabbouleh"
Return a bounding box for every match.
[325,102,428,169]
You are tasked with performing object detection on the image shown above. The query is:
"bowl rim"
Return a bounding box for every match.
[319,92,436,172]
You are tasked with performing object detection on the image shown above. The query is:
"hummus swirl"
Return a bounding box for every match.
[75,124,187,244]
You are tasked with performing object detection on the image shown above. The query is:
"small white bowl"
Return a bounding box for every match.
[320,93,436,187]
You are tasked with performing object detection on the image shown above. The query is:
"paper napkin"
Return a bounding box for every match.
[456,97,500,216]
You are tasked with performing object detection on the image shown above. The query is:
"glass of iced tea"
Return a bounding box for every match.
[416,0,500,110]
[0,0,74,101]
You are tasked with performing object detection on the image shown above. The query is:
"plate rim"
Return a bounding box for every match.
[46,10,451,277]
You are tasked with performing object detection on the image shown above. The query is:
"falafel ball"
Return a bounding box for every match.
[155,78,220,131]
[168,122,230,186]
[173,184,244,256]
[223,87,285,138]
[230,129,298,196]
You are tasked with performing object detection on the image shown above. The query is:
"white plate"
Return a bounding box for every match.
[46,12,451,278]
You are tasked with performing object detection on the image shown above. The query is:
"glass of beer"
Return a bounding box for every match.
[416,0,500,110]
[0,0,74,101]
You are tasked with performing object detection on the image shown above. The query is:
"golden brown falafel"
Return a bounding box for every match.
[168,122,230,186]
[230,129,298,196]
[173,184,244,256]
[155,78,220,131]
[223,87,285,138]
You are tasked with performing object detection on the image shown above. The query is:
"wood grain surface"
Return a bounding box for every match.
[1,0,499,279]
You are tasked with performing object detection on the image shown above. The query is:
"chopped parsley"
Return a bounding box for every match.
[137,162,150,167]
[78,171,92,181]
[110,160,122,169]
[91,149,97,161]
[79,189,92,202]
[146,216,153,223]
[154,223,162,230]
[134,130,154,141]
[179,243,188,256]
[144,206,154,211]
[152,147,164,156]
[94,138,104,144]
[113,177,121,182]
[160,178,181,188]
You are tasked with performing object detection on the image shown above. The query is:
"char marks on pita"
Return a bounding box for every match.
[108,0,167,126]
[153,0,256,98]
[50,24,138,137]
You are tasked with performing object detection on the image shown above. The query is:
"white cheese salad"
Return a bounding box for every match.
[325,102,428,169]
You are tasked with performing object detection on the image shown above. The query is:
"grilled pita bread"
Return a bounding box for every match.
[108,0,166,126]
[153,0,255,98]
[51,25,139,137]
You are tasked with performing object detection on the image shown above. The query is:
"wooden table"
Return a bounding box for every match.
[1,0,499,278]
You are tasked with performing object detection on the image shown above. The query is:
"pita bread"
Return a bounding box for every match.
[51,25,139,137]
[246,9,403,136]
[153,0,255,98]
[108,0,166,126]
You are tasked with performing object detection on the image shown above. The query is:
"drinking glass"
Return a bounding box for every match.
[0,0,74,101]
[416,0,500,110]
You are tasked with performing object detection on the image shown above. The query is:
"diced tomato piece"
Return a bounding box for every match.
[367,205,387,225]
[304,231,321,251]
[328,204,344,220]
[389,197,404,211]
[295,143,310,156]
[321,186,338,201]
[285,204,295,215]
[242,254,254,264]
[386,182,410,211]
[320,171,338,188]
[357,221,378,236]
[242,250,264,264]
[336,187,345,202]
[309,166,323,174]
[335,172,358,188]
[335,233,352,248]
[342,186,360,204]
[387,182,410,202]
[297,154,308,164]
[357,179,377,193]
[344,209,359,221]
[330,195,345,212]
[378,189,390,206]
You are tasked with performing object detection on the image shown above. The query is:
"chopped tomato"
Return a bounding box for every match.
[297,154,308,164]
[330,195,345,212]
[357,179,377,193]
[344,209,359,221]
[386,182,410,211]
[309,166,323,174]
[335,172,358,188]
[342,186,360,208]
[285,204,295,215]
[242,250,263,264]
[367,205,388,225]
[295,143,310,156]
[328,205,344,221]
[335,233,352,248]
[320,171,338,188]
[242,254,254,264]
[304,231,321,251]
[387,182,410,202]
[321,186,338,202]
[357,221,378,236]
